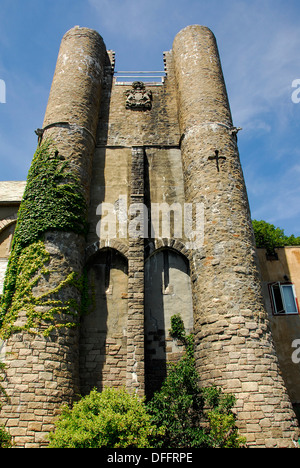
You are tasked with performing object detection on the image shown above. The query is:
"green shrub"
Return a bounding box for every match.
[147,315,246,448]
[0,426,12,448]
[0,362,12,448]
[201,386,245,448]
[48,316,245,449]
[48,387,164,448]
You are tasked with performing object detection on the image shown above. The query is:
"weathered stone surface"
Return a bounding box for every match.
[0,24,299,449]
[172,24,299,447]
[0,26,107,447]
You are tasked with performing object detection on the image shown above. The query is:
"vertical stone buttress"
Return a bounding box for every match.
[127,147,145,395]
[0,27,107,447]
[173,25,299,447]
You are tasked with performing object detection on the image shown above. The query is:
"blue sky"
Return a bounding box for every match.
[1,0,300,236]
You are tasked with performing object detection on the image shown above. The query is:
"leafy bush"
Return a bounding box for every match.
[147,314,246,448]
[48,316,245,449]
[201,387,245,448]
[48,387,163,448]
[0,362,12,448]
[0,426,12,448]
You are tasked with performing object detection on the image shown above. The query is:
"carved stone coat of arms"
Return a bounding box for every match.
[125,81,152,110]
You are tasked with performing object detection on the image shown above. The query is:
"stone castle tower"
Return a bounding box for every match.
[0,25,299,448]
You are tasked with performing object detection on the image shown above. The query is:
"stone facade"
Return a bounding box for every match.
[0,25,299,448]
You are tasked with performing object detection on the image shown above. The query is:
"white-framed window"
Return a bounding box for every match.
[269,282,299,315]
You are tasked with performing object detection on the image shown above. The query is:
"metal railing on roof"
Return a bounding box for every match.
[114,70,166,84]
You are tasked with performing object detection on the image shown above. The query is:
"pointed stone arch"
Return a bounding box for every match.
[85,239,129,263]
[0,214,17,234]
[80,246,128,395]
[144,245,194,397]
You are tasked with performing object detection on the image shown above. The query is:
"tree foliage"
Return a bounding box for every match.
[252,219,300,254]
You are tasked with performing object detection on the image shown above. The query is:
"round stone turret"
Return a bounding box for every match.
[172,24,299,447]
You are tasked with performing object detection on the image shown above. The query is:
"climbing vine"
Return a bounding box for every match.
[148,315,246,448]
[16,138,88,247]
[0,139,89,337]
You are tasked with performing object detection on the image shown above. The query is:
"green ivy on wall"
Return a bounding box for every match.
[0,139,89,338]
[17,138,88,247]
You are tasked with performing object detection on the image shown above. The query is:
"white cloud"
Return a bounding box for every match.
[217,2,300,131]
[87,0,300,132]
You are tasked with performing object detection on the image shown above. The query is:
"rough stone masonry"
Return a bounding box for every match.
[0,24,299,448]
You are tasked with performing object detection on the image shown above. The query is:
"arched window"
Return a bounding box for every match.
[144,248,193,397]
[80,248,128,395]
[0,221,16,257]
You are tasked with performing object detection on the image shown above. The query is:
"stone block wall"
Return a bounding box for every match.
[0,26,108,447]
[0,24,299,448]
[0,328,79,447]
